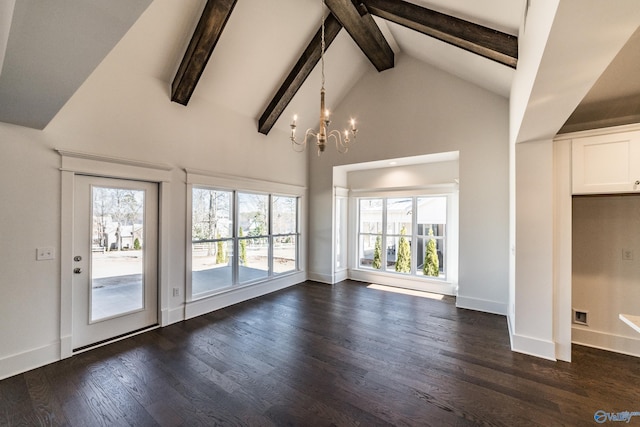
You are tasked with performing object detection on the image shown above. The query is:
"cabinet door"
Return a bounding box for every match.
[572,131,640,194]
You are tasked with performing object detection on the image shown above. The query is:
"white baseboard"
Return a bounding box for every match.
[161,305,185,326]
[334,268,348,283]
[455,295,507,315]
[185,272,305,320]
[511,332,557,361]
[572,326,640,358]
[0,341,60,380]
[307,271,333,284]
[60,335,73,359]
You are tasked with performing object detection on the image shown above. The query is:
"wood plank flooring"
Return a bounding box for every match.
[2,280,640,426]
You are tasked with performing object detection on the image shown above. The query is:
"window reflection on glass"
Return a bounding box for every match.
[192,189,232,239]
[273,235,297,274]
[357,195,448,280]
[386,198,412,235]
[273,195,297,274]
[238,193,268,237]
[416,197,446,278]
[190,188,300,298]
[272,196,297,235]
[91,186,145,321]
[191,189,234,295]
[238,237,268,283]
[359,199,383,234]
[192,241,233,295]
[385,235,412,274]
[359,234,381,269]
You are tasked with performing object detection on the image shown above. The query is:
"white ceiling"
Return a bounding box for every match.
[0,0,525,131]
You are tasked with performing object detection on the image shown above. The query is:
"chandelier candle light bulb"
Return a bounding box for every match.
[289,0,359,156]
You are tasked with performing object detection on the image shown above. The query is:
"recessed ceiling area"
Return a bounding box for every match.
[0,0,151,129]
[560,25,640,134]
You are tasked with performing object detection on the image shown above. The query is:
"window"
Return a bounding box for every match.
[191,188,299,298]
[416,197,446,278]
[357,195,449,280]
[272,195,298,274]
[238,192,269,283]
[191,189,233,295]
[358,198,382,269]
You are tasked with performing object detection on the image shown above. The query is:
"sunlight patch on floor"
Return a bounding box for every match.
[366,284,444,300]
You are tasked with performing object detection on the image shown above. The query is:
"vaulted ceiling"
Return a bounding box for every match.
[0,0,523,131]
[0,0,637,135]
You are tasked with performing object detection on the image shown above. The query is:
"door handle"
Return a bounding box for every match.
[74,268,82,274]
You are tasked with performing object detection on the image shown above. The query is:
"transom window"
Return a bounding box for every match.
[191,188,299,298]
[358,195,448,279]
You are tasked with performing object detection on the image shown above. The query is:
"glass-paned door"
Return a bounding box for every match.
[72,176,158,350]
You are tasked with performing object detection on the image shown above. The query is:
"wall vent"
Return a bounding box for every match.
[572,309,588,326]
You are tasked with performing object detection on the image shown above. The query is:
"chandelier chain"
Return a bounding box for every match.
[288,0,358,155]
[321,0,326,90]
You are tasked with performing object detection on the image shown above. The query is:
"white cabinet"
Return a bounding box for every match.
[572,130,640,194]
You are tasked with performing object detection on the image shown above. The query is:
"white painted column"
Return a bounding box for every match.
[513,139,556,360]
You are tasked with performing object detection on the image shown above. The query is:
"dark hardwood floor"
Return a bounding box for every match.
[2,280,640,426]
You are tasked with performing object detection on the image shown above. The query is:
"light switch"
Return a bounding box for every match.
[36,247,55,261]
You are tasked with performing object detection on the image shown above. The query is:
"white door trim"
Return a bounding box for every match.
[58,149,173,359]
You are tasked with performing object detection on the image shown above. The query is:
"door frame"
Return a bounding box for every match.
[58,149,173,359]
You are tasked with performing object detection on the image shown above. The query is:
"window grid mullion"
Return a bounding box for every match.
[411,197,417,275]
[268,194,273,277]
[382,199,388,271]
[233,190,238,286]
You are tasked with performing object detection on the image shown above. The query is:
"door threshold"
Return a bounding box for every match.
[72,324,159,354]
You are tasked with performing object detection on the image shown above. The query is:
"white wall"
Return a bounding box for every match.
[0,1,306,379]
[513,139,556,360]
[572,195,640,356]
[347,161,458,191]
[308,54,510,314]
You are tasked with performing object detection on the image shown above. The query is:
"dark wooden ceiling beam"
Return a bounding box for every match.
[324,0,394,72]
[171,0,237,105]
[360,0,518,68]
[258,14,343,135]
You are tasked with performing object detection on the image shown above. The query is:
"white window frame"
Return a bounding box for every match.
[349,185,459,296]
[185,169,306,316]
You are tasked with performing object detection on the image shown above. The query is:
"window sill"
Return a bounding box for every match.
[349,268,456,296]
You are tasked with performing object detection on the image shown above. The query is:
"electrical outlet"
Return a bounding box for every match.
[36,247,55,261]
[622,249,634,261]
[172,288,180,297]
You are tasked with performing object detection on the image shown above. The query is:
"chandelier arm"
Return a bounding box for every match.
[291,128,320,150]
[328,130,349,154]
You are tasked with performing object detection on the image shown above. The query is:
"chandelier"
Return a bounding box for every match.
[290,0,358,156]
